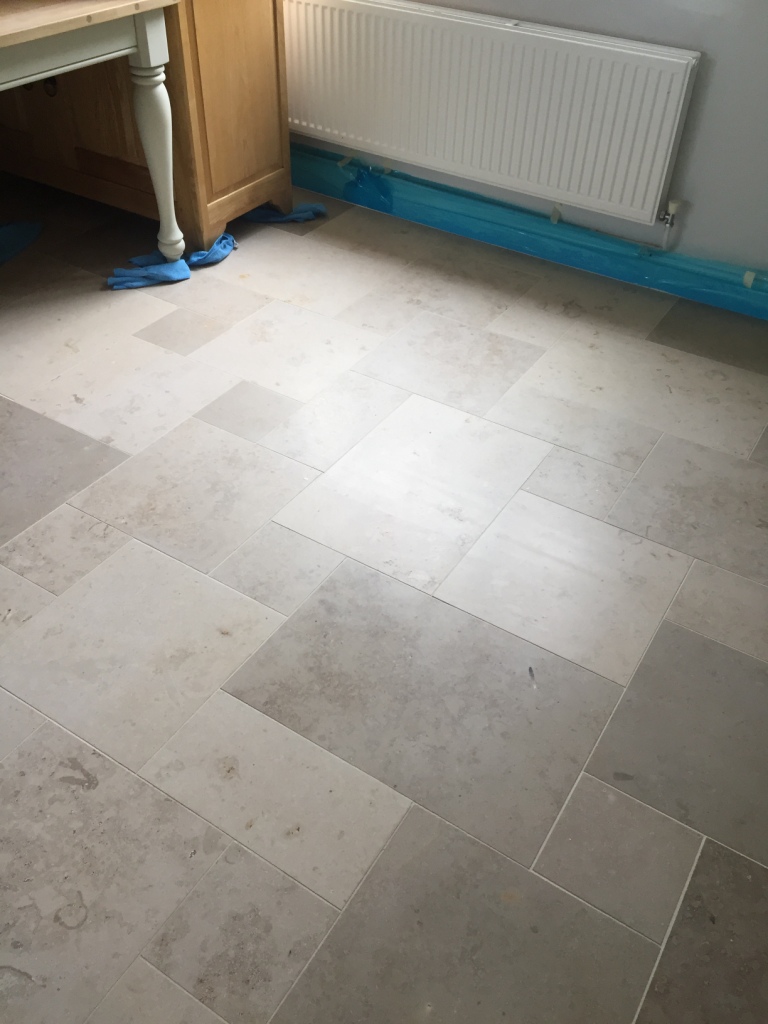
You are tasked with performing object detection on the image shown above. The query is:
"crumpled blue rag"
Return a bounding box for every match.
[0,222,42,266]
[108,232,237,290]
[243,202,326,224]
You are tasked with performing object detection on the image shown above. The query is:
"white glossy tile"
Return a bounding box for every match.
[141,691,410,905]
[24,337,238,453]
[486,382,661,471]
[0,564,54,642]
[72,418,318,572]
[212,522,344,614]
[193,300,382,402]
[0,689,44,760]
[667,562,768,664]
[437,491,691,684]
[506,337,768,458]
[0,543,283,768]
[0,504,129,595]
[260,370,408,469]
[522,448,633,518]
[275,395,551,592]
[355,312,545,415]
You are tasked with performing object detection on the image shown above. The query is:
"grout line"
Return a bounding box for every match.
[530,773,584,872]
[603,430,664,523]
[582,773,704,839]
[629,834,705,1024]
[264,807,414,1024]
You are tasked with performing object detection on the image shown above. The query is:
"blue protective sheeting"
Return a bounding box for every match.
[291,143,768,321]
[243,202,327,224]
[0,222,41,266]
[108,232,236,289]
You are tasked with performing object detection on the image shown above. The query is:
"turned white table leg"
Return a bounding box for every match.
[130,10,184,261]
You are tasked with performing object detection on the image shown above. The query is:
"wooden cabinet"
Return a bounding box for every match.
[0,0,292,248]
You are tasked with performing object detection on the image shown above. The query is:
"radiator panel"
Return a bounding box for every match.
[284,0,699,224]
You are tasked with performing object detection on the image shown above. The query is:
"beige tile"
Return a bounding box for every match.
[490,266,674,348]
[141,272,271,325]
[0,722,227,1024]
[0,398,126,546]
[86,960,223,1024]
[275,395,551,592]
[0,689,44,760]
[210,229,391,317]
[145,843,337,1024]
[52,210,163,277]
[72,418,318,572]
[437,491,691,684]
[267,186,351,237]
[649,299,768,375]
[486,382,661,471]
[0,504,129,595]
[337,242,538,333]
[260,370,408,469]
[309,204,448,260]
[193,300,382,402]
[751,425,768,466]
[195,380,301,442]
[25,336,238,454]
[142,691,409,905]
[607,435,768,585]
[522,448,633,518]
[0,263,170,402]
[535,774,701,942]
[505,336,768,458]
[0,543,283,768]
[211,522,344,614]
[355,312,545,415]
[0,565,55,642]
[134,307,229,355]
[667,562,768,663]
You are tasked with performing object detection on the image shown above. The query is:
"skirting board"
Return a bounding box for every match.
[291,143,768,322]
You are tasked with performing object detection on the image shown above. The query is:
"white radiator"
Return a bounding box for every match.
[284,0,699,225]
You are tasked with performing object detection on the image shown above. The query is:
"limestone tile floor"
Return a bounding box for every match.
[1,174,768,1024]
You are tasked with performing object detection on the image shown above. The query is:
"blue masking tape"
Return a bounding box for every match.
[290,143,768,321]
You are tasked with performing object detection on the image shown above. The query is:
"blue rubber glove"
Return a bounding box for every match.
[108,259,190,290]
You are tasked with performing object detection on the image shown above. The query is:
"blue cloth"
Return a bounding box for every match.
[243,202,326,224]
[108,232,235,289]
[0,222,41,266]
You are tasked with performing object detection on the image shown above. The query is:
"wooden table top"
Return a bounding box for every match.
[0,0,179,47]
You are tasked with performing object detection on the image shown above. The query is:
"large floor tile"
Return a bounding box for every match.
[272,807,657,1024]
[667,561,768,663]
[535,774,701,941]
[636,841,768,1023]
[336,241,538,333]
[505,336,768,457]
[0,565,54,642]
[275,395,550,592]
[752,425,768,466]
[0,398,125,546]
[23,336,237,454]
[72,418,317,572]
[355,311,545,415]
[195,380,301,443]
[522,447,633,518]
[141,272,270,325]
[607,434,768,585]
[0,543,282,769]
[309,204,449,260]
[0,689,43,760]
[0,504,129,596]
[193,300,382,402]
[226,560,619,866]
[211,522,344,614]
[142,691,408,905]
[86,959,222,1024]
[486,381,661,471]
[437,491,690,684]
[588,621,768,865]
[648,299,768,375]
[489,264,674,348]
[134,306,229,356]
[145,843,337,1024]
[210,229,390,317]
[0,723,227,1024]
[260,370,408,470]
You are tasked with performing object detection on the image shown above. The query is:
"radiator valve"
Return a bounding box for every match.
[660,198,682,228]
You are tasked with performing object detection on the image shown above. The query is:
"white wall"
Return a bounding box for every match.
[409,0,768,268]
